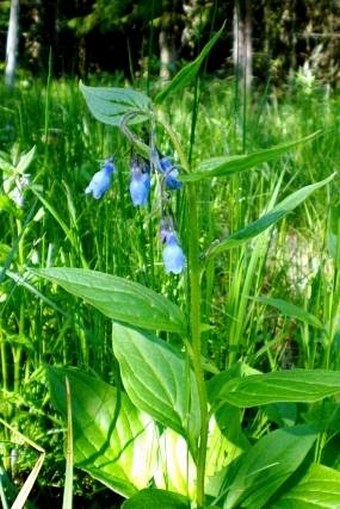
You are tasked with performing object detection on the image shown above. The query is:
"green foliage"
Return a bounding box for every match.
[253,297,324,329]
[79,82,152,126]
[206,173,335,257]
[182,131,322,182]
[272,463,340,508]
[223,425,317,509]
[154,22,225,105]
[0,24,339,507]
[111,322,200,455]
[209,369,340,407]
[121,489,190,508]
[33,267,187,334]
[47,366,158,498]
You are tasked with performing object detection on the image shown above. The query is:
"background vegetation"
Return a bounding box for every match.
[0,1,339,508]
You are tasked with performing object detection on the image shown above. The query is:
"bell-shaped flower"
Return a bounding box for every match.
[162,229,185,274]
[85,159,115,199]
[129,156,150,206]
[158,155,182,190]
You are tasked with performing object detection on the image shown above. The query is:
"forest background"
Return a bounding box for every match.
[1,0,340,88]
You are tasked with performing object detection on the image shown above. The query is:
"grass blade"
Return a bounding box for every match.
[62,376,74,509]
[207,173,335,258]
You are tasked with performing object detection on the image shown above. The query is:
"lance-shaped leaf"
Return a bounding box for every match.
[80,82,151,126]
[111,322,200,456]
[224,425,317,509]
[182,131,321,182]
[154,22,225,104]
[207,173,335,258]
[252,297,324,329]
[33,268,187,334]
[211,369,340,408]
[272,463,340,508]
[47,366,158,498]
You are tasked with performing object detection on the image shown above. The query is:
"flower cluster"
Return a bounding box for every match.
[85,151,185,274]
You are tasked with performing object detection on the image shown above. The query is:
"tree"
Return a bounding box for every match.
[5,0,19,87]
[233,0,252,92]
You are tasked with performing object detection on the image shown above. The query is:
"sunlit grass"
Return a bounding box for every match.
[0,74,339,505]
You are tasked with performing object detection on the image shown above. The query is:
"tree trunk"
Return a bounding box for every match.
[233,0,252,92]
[158,1,183,82]
[5,0,20,87]
[159,28,177,81]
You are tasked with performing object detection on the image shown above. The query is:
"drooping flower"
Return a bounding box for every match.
[85,159,115,199]
[161,226,185,274]
[157,154,182,190]
[129,155,150,206]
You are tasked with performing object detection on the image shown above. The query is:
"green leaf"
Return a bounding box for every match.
[154,22,225,104]
[121,488,189,509]
[206,413,246,482]
[224,425,317,509]
[182,131,322,182]
[80,82,151,126]
[33,267,187,334]
[111,322,200,455]
[252,297,324,329]
[16,145,36,175]
[272,463,340,508]
[213,369,340,408]
[153,428,196,499]
[0,145,36,176]
[207,173,335,257]
[47,366,158,498]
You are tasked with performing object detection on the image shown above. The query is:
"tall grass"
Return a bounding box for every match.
[0,73,339,504]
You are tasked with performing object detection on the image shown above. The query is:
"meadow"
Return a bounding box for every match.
[0,49,339,508]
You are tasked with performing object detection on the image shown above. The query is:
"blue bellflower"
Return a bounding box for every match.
[85,159,115,199]
[162,230,185,274]
[158,155,182,190]
[129,156,150,206]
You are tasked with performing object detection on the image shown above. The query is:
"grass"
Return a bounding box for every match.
[0,72,339,506]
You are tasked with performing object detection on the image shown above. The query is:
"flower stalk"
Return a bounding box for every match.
[160,117,209,507]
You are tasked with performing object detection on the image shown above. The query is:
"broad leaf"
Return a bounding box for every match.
[272,463,340,508]
[47,366,158,498]
[111,322,200,455]
[33,267,187,334]
[121,488,189,509]
[153,428,196,499]
[224,425,317,509]
[212,369,340,408]
[154,22,225,104]
[80,82,151,126]
[182,131,321,182]
[205,412,247,492]
[253,297,324,329]
[207,173,335,257]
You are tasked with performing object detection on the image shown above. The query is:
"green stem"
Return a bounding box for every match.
[0,326,8,394]
[158,116,208,507]
[187,182,209,508]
